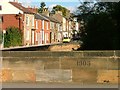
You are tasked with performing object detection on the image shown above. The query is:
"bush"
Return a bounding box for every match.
[0,31,2,44]
[4,27,22,47]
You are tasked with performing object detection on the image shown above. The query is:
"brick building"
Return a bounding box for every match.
[0,1,35,46]
[34,13,50,44]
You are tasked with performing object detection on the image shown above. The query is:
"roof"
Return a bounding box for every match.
[35,13,49,21]
[41,14,61,24]
[49,16,61,24]
[9,2,34,14]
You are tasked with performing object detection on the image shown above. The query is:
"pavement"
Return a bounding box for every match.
[1,83,118,88]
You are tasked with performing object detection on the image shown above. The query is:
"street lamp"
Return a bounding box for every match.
[2,30,6,48]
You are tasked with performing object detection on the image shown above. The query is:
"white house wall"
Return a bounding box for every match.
[0,2,23,14]
[76,22,79,31]
[62,17,66,31]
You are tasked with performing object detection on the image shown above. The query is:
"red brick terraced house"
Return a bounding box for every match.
[29,7,62,44]
[41,14,62,43]
[40,14,50,44]
[34,13,49,44]
[34,13,50,44]
[0,1,35,46]
[34,14,42,45]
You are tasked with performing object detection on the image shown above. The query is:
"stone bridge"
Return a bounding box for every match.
[0,51,120,84]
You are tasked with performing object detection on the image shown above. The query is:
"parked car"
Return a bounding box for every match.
[62,37,71,43]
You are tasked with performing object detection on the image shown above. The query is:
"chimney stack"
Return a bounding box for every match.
[13,0,18,2]
[42,8,49,17]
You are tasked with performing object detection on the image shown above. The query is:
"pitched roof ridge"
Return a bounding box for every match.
[35,13,49,21]
[40,14,50,21]
[9,2,34,14]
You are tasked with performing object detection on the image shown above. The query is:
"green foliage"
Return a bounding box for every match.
[4,27,22,47]
[52,5,68,17]
[81,13,118,50]
[0,30,2,44]
[38,2,46,13]
[77,2,120,50]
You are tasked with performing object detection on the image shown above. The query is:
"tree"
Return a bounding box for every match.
[38,2,46,13]
[77,2,120,50]
[0,30,2,44]
[52,5,69,17]
[4,27,22,47]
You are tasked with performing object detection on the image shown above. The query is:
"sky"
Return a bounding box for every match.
[2,0,118,13]
[18,0,81,13]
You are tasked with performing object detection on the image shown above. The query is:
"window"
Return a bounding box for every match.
[42,20,44,29]
[42,31,44,40]
[45,33,49,43]
[45,33,47,43]
[52,23,54,29]
[26,30,29,40]
[57,24,59,31]
[40,31,42,44]
[36,21,38,29]
[32,17,34,26]
[0,5,2,10]
[26,17,29,26]
[32,31,34,44]
[52,33,54,39]
[36,32,38,41]
[46,22,48,30]
[50,22,54,29]
[47,33,49,41]
[46,33,49,41]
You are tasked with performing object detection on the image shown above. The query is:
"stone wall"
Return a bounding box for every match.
[1,51,120,84]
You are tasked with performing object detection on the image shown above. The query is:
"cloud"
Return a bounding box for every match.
[19,0,33,7]
[48,4,57,11]
[66,6,77,13]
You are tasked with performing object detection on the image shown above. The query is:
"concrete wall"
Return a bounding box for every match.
[1,51,120,84]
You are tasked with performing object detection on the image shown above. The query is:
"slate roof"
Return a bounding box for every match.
[41,14,61,24]
[9,2,34,14]
[35,13,49,21]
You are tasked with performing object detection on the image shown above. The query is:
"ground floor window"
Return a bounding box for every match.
[26,30,29,40]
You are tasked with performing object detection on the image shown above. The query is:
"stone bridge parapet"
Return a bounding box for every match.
[0,51,120,84]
